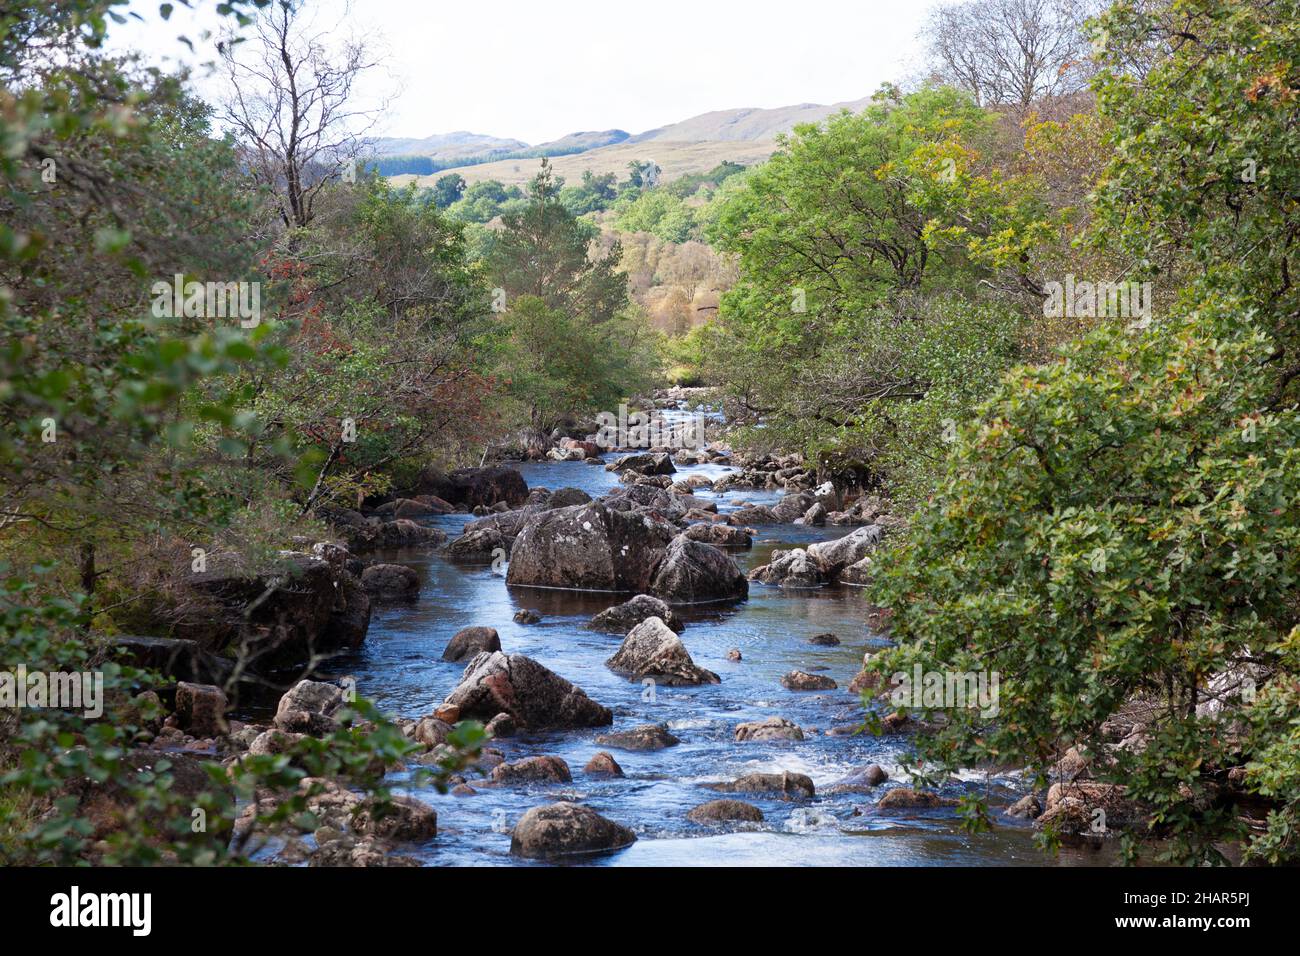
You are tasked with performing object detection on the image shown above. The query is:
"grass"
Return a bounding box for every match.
[391,139,779,189]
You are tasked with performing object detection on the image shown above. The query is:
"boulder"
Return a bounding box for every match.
[490,755,572,785]
[681,523,753,548]
[513,609,542,624]
[748,548,823,588]
[441,626,501,662]
[506,503,674,593]
[876,788,955,810]
[781,670,838,691]
[444,527,511,562]
[447,466,529,509]
[174,681,228,738]
[1005,794,1042,819]
[608,452,676,476]
[444,652,612,730]
[838,556,874,586]
[359,563,420,599]
[650,535,748,604]
[595,723,681,751]
[547,487,593,509]
[734,716,804,742]
[687,799,764,824]
[726,505,779,525]
[710,771,815,800]
[606,617,719,686]
[825,764,889,794]
[274,680,345,736]
[588,594,684,635]
[802,503,827,527]
[771,491,815,523]
[807,633,841,646]
[806,525,883,578]
[182,552,372,672]
[584,751,625,777]
[510,802,636,858]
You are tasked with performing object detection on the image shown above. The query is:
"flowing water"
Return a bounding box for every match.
[319,432,1109,867]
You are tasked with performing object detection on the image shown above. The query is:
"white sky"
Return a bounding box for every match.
[111,0,937,144]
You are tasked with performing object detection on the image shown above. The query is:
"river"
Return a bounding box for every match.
[322,435,1109,866]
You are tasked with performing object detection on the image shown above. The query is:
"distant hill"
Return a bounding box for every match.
[370,130,527,161]
[379,94,871,185]
[392,138,780,190]
[629,97,873,143]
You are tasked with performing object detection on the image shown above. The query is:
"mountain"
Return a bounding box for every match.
[370,130,528,161]
[380,94,871,187]
[629,97,873,143]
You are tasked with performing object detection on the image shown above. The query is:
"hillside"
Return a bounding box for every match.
[371,130,527,161]
[629,96,873,143]
[394,138,780,188]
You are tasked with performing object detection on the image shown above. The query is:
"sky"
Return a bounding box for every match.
[110,0,937,145]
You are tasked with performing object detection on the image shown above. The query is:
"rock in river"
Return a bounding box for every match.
[506,502,674,593]
[441,625,501,662]
[443,651,612,730]
[605,617,720,686]
[710,771,816,800]
[588,594,684,634]
[781,670,838,691]
[510,802,636,858]
[595,723,681,751]
[734,716,804,742]
[650,534,748,604]
[687,799,764,824]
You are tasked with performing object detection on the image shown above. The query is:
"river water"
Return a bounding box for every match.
[326,445,1107,867]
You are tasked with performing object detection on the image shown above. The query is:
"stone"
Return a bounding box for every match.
[513,609,542,624]
[174,681,228,737]
[680,523,753,548]
[584,752,625,777]
[506,502,675,593]
[490,755,572,785]
[781,670,838,691]
[359,563,420,599]
[807,632,841,646]
[589,594,684,634]
[442,626,501,662]
[1005,794,1042,819]
[595,723,681,751]
[274,680,344,736]
[687,799,764,824]
[826,764,889,794]
[605,617,720,686]
[710,771,815,800]
[444,652,612,730]
[509,802,636,858]
[734,716,805,742]
[650,535,748,604]
[876,788,955,810]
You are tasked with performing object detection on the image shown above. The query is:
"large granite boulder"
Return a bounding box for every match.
[650,535,748,604]
[605,617,719,686]
[506,503,674,593]
[443,652,612,729]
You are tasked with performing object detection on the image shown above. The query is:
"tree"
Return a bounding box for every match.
[219,0,389,230]
[431,172,466,208]
[922,0,1100,117]
[486,159,628,323]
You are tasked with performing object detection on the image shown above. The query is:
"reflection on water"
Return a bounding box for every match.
[318,444,1083,867]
